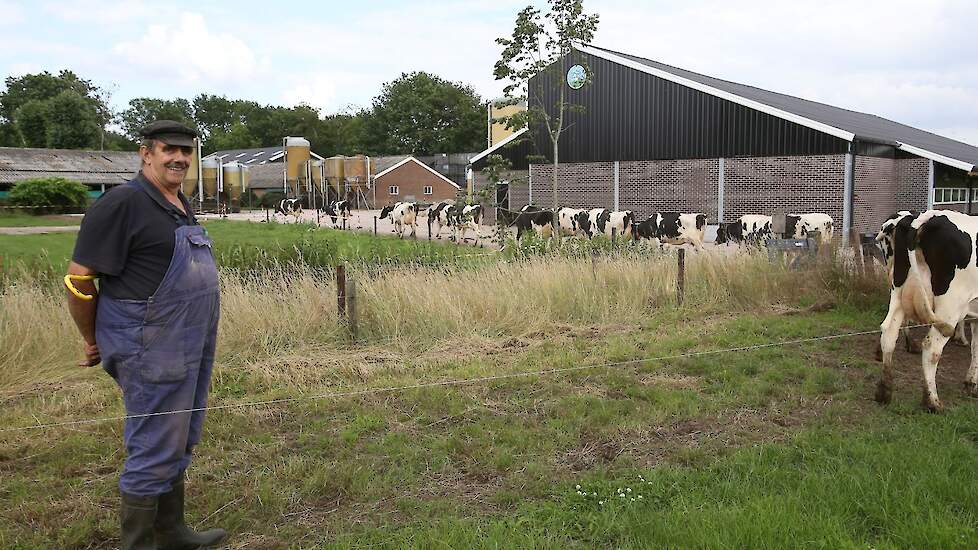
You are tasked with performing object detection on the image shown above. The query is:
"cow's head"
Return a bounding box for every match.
[695,214,707,230]
[715,222,729,244]
[380,205,394,219]
[574,211,591,235]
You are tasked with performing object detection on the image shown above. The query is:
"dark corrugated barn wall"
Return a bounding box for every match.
[526,51,849,164]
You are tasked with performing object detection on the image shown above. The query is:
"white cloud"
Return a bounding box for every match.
[43,0,153,24]
[113,12,256,84]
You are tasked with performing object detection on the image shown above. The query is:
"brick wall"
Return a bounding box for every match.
[481,153,929,234]
[375,160,459,206]
[471,169,528,223]
[723,155,845,226]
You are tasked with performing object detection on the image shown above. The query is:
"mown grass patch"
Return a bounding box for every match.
[0,212,81,227]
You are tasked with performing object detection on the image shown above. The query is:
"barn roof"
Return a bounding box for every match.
[576,43,978,172]
[204,145,326,166]
[374,156,460,189]
[0,147,139,185]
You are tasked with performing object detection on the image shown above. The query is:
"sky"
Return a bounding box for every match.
[1,0,977,147]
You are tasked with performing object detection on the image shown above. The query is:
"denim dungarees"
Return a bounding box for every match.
[95,181,220,497]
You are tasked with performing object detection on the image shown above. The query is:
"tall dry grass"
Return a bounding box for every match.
[0,251,886,391]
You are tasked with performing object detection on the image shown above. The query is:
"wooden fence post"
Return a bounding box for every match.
[677,248,686,307]
[336,263,347,318]
[373,216,377,236]
[348,277,358,341]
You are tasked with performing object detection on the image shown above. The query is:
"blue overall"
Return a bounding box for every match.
[95,185,220,497]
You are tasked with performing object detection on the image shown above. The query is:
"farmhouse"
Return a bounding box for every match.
[471,43,978,239]
[0,147,138,199]
[373,156,462,205]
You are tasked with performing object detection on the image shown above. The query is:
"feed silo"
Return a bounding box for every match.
[223,162,243,210]
[344,155,369,190]
[311,160,324,195]
[285,137,310,197]
[201,157,220,199]
[181,138,200,198]
[325,155,345,199]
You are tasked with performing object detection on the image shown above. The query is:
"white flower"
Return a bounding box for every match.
[638,495,643,500]
[599,500,604,505]
[575,485,581,490]
[626,488,632,493]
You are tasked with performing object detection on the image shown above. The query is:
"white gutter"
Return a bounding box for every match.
[469,127,529,165]
[572,43,856,143]
[896,142,974,172]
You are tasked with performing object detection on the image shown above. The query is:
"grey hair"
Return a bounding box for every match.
[139,138,157,166]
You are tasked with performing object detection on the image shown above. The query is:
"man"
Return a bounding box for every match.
[66,120,226,549]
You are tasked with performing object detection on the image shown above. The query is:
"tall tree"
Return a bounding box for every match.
[365,72,485,155]
[14,100,48,147]
[120,98,195,140]
[45,90,101,149]
[1,70,104,122]
[204,122,260,154]
[494,0,599,208]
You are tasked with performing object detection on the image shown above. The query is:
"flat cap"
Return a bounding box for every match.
[139,120,198,147]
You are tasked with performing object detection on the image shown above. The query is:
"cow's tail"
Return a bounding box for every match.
[906,219,955,337]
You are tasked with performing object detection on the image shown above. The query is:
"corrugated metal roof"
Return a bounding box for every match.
[0,147,138,186]
[580,43,978,170]
[204,145,325,165]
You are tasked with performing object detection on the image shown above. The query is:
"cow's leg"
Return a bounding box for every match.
[920,326,951,412]
[876,298,905,404]
[903,325,922,354]
[965,320,978,397]
[953,321,970,347]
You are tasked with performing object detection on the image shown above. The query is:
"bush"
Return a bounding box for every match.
[9,177,89,210]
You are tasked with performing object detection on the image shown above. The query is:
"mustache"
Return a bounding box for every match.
[164,162,189,170]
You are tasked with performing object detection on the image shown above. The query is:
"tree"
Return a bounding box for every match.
[14,100,48,147]
[1,70,104,122]
[205,122,260,154]
[365,72,485,155]
[494,0,599,208]
[0,122,18,147]
[120,98,195,140]
[45,90,101,149]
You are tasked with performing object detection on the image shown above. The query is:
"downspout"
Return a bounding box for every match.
[843,140,857,243]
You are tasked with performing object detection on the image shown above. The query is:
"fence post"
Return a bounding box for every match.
[373,216,377,236]
[348,277,358,341]
[342,216,347,231]
[677,248,686,307]
[336,263,347,318]
[591,248,598,283]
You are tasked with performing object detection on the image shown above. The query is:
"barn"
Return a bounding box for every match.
[374,156,461,206]
[0,147,138,199]
[470,43,978,240]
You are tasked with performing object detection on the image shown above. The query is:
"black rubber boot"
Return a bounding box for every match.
[121,492,158,550]
[154,479,226,550]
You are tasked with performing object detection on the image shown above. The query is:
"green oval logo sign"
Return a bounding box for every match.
[567,64,587,90]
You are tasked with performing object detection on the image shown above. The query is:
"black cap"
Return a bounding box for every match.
[139,120,198,147]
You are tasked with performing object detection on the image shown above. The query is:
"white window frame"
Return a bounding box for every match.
[933,187,974,204]
[423,185,433,195]
[389,185,399,196]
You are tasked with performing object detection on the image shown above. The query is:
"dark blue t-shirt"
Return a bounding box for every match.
[72,172,197,300]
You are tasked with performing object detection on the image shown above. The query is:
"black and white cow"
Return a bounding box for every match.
[877,209,978,411]
[785,213,834,244]
[512,206,556,240]
[634,212,707,249]
[380,202,418,238]
[321,199,351,226]
[556,207,591,238]
[274,198,303,223]
[716,215,773,246]
[427,201,456,239]
[588,208,634,239]
[453,204,482,244]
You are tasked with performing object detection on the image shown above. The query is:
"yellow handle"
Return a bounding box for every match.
[64,274,97,301]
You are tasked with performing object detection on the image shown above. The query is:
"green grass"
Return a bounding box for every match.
[4,302,977,549]
[0,219,494,284]
[0,212,81,227]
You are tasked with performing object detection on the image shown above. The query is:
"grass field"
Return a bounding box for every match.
[0,212,81,227]
[3,222,978,549]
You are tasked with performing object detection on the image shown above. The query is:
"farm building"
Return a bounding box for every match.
[0,147,138,199]
[471,43,978,239]
[373,156,462,205]
[204,145,327,200]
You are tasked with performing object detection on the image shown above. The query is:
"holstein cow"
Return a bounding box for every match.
[716,215,773,246]
[380,202,418,238]
[634,212,707,250]
[556,207,592,238]
[321,199,352,226]
[588,208,634,239]
[453,204,482,244]
[275,198,303,223]
[785,213,834,244]
[877,209,978,411]
[427,201,456,239]
[512,206,556,240]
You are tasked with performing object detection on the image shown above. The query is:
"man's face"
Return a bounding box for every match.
[140,141,193,189]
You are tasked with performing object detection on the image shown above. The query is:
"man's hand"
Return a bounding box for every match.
[79,340,101,367]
